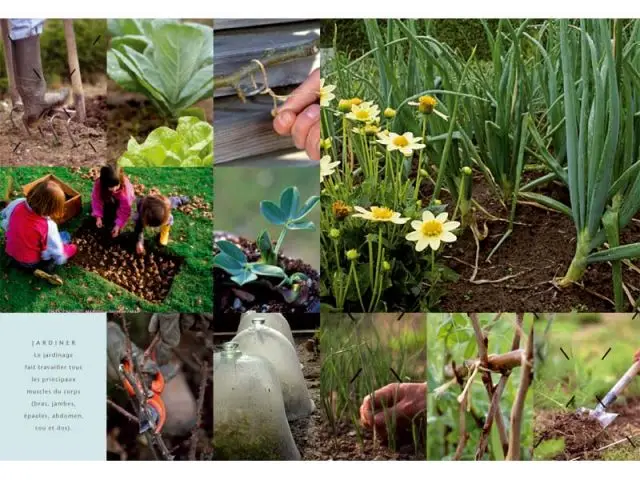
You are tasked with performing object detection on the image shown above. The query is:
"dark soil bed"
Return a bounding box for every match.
[214,231,320,315]
[436,172,640,313]
[1,94,107,167]
[106,90,168,163]
[72,218,183,303]
[535,397,640,460]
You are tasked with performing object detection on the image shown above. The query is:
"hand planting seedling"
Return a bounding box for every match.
[214,186,320,312]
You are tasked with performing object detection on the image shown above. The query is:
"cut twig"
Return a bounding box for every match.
[107,398,139,424]
[506,325,534,460]
[189,361,209,461]
[453,394,470,460]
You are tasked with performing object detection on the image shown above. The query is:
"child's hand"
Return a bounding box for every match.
[112,226,120,238]
[96,217,103,228]
[136,240,145,256]
[272,68,320,161]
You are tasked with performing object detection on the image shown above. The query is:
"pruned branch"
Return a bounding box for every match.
[214,41,319,91]
[453,394,469,460]
[506,325,534,460]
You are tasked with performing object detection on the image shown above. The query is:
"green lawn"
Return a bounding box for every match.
[0,167,213,313]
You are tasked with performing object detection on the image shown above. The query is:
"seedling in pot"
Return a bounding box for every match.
[214,186,319,305]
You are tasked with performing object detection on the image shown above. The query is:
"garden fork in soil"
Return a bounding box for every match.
[578,360,640,428]
[10,106,79,148]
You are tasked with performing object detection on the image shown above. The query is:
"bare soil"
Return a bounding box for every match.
[1,94,107,167]
[214,231,320,315]
[535,397,640,460]
[72,218,183,303]
[436,172,640,313]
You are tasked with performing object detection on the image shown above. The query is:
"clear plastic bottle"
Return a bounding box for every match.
[238,311,295,346]
[213,342,301,460]
[232,319,315,420]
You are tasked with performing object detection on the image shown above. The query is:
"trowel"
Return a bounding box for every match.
[578,360,640,428]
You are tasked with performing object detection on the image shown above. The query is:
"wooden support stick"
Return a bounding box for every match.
[0,20,21,107]
[63,20,85,122]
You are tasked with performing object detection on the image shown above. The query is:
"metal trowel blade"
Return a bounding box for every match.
[577,407,619,428]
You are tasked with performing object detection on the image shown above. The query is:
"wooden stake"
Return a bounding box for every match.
[0,19,21,107]
[63,20,85,122]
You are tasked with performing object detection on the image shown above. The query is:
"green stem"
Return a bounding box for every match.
[273,228,288,258]
[413,116,428,201]
[558,230,591,287]
[350,261,366,312]
[368,227,384,311]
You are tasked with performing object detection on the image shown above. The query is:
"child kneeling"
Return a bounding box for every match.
[1,180,77,285]
[134,194,189,255]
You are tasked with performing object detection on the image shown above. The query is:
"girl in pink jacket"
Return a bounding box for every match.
[91,165,135,238]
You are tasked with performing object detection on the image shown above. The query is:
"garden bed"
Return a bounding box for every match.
[214,233,320,315]
[1,93,107,167]
[438,173,640,313]
[534,397,640,460]
[72,218,184,303]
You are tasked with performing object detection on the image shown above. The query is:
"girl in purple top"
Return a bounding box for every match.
[91,165,135,238]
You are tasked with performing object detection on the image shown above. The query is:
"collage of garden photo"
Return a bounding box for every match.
[1,16,640,465]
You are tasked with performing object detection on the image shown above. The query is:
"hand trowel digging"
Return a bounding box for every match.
[578,360,640,428]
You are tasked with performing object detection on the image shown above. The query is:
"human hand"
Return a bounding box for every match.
[96,217,103,228]
[360,382,427,442]
[112,226,120,238]
[273,68,320,160]
[148,313,196,364]
[634,349,640,364]
[136,240,145,256]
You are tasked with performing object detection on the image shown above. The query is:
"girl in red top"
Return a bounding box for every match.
[1,180,77,286]
[91,165,135,238]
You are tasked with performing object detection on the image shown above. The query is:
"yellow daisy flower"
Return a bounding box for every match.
[345,101,380,124]
[320,155,340,181]
[320,79,336,107]
[376,131,426,157]
[352,206,409,224]
[405,211,460,252]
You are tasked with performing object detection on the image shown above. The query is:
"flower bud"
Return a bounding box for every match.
[346,249,359,261]
[329,228,341,239]
[383,107,396,118]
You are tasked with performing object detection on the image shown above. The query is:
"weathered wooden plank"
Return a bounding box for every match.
[214,94,308,163]
[214,20,320,98]
[213,19,308,31]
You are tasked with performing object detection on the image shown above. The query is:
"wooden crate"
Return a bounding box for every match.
[22,174,82,225]
[214,19,320,163]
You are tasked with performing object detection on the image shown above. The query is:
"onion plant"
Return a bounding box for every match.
[530,20,640,305]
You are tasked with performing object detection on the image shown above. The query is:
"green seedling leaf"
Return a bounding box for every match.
[260,200,287,225]
[230,269,258,286]
[286,220,316,231]
[256,230,277,265]
[213,254,244,272]
[279,186,300,220]
[216,240,247,264]
[250,263,287,279]
[293,195,320,221]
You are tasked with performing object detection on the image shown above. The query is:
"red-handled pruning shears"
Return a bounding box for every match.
[121,357,166,434]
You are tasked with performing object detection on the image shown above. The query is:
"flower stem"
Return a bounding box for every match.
[413,116,428,201]
[350,261,366,312]
[368,227,384,311]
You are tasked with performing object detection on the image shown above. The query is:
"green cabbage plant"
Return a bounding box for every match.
[107,19,213,119]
